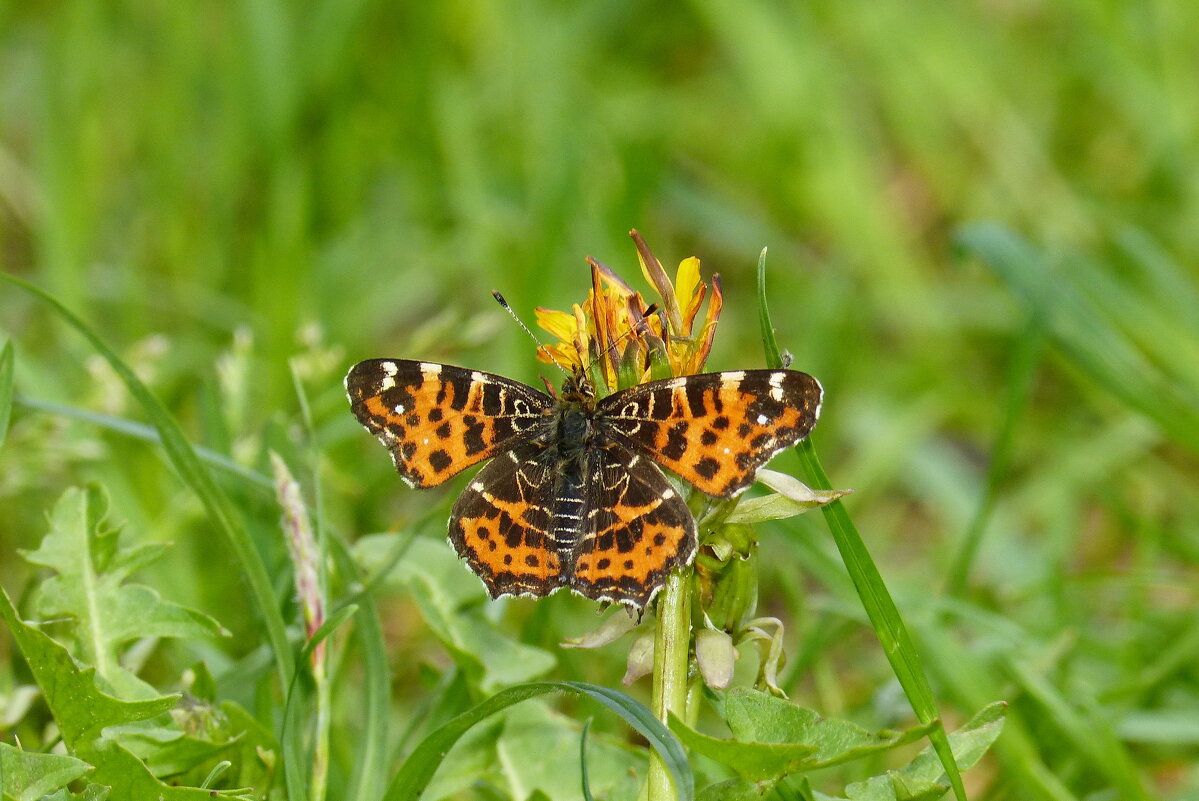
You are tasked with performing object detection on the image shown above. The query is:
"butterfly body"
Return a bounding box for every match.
[346,359,822,607]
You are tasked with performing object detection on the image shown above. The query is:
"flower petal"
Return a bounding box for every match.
[675,257,703,332]
[631,229,684,336]
[535,307,578,342]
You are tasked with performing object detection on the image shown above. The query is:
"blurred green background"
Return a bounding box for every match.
[2,2,1198,799]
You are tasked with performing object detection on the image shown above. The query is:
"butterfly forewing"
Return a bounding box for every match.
[597,369,822,498]
[345,359,552,488]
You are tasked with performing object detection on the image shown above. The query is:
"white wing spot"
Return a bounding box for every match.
[665,377,686,389]
[393,404,406,414]
[382,361,399,376]
[662,488,675,499]
[471,481,485,491]
[769,372,785,386]
[471,371,486,383]
[419,362,442,375]
[379,376,396,391]
[723,447,731,454]
[628,454,640,467]
[757,414,769,425]
[720,371,746,382]
[770,387,784,401]
[422,438,430,445]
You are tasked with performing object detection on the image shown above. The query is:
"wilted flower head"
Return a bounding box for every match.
[535,230,723,395]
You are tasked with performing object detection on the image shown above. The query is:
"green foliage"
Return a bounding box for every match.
[3,3,1198,799]
[383,681,692,801]
[680,697,1004,801]
[0,487,266,798]
[1,743,91,801]
[21,486,226,698]
[354,535,558,692]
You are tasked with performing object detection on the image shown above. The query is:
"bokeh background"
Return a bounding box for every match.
[2,3,1198,799]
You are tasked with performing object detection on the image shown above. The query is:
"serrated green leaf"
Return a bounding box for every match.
[34,785,110,801]
[697,778,762,801]
[84,739,253,800]
[725,689,935,767]
[670,689,934,785]
[0,586,255,800]
[0,742,92,801]
[21,486,227,698]
[840,702,1007,801]
[669,712,816,783]
[383,681,692,801]
[0,584,178,747]
[354,535,556,691]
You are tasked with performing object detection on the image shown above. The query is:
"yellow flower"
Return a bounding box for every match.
[536,230,723,393]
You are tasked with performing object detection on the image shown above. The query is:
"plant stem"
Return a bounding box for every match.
[647,567,692,800]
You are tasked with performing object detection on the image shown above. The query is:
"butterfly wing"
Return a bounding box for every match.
[346,359,552,488]
[567,440,696,607]
[448,440,565,599]
[596,369,822,498]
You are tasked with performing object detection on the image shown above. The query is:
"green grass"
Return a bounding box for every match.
[3,2,1199,799]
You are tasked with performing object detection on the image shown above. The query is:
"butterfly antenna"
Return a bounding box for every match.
[492,291,572,377]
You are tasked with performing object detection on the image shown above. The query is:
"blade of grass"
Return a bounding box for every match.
[580,717,596,801]
[757,253,968,801]
[0,273,299,796]
[326,531,391,801]
[288,363,332,801]
[383,681,693,801]
[945,314,1044,597]
[956,222,1199,457]
[14,395,274,491]
[279,604,359,801]
[1003,657,1151,801]
[0,340,12,450]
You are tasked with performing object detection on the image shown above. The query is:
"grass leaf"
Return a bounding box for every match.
[955,222,1199,457]
[757,259,969,801]
[383,680,693,801]
[0,340,13,451]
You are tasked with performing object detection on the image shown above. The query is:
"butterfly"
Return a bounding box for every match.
[345,359,822,607]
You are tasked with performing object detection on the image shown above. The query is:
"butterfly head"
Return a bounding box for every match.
[559,365,597,404]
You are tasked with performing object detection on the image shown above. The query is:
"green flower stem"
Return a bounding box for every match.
[647,568,692,800]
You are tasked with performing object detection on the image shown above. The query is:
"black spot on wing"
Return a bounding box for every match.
[428,449,452,473]
[663,422,688,461]
[693,457,720,481]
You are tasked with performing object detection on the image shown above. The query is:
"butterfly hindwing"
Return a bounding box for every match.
[448,441,564,598]
[346,359,552,488]
[569,441,697,607]
[597,369,823,498]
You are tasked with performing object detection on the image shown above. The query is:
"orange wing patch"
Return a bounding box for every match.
[346,359,550,488]
[598,370,822,498]
[448,443,565,599]
[569,443,696,606]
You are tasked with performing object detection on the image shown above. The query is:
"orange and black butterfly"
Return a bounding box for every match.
[346,359,821,607]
